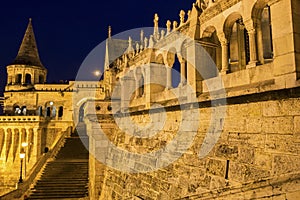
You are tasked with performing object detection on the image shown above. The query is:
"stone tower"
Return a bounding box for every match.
[6,18,47,91]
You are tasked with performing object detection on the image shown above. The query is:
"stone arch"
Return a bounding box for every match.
[223,12,244,40]
[5,128,12,162]
[252,0,273,63]
[156,54,164,65]
[165,47,177,67]
[39,74,45,83]
[27,129,34,162]
[251,0,269,19]
[25,73,32,84]
[223,12,249,72]
[135,67,145,98]
[58,106,64,118]
[12,129,20,162]
[37,106,43,116]
[13,104,21,115]
[21,128,27,143]
[0,129,4,157]
[15,74,22,84]
[201,26,222,71]
[79,102,87,122]
[202,25,217,38]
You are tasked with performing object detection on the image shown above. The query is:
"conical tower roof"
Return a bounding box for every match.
[11,18,44,68]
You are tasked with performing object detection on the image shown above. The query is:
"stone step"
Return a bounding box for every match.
[27,134,89,199]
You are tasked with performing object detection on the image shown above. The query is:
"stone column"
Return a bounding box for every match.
[166,66,172,89]
[180,60,186,85]
[221,41,229,74]
[247,28,258,67]
[256,22,264,64]
[134,69,139,98]
[22,71,26,84]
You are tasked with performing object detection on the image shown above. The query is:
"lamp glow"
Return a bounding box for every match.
[20,153,25,159]
[22,142,28,147]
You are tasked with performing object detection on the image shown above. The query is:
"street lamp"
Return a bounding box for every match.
[19,151,25,183]
[19,142,28,183]
[22,142,28,178]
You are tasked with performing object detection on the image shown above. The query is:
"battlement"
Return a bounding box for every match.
[0,116,43,122]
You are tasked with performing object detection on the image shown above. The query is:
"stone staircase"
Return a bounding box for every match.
[27,125,89,199]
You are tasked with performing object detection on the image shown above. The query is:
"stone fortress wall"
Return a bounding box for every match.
[85,0,300,199]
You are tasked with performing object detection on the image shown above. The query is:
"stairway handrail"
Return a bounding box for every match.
[0,130,68,200]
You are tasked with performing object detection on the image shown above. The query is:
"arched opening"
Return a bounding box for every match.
[46,107,51,117]
[172,56,181,88]
[58,106,63,118]
[21,106,27,115]
[79,103,86,122]
[39,75,44,84]
[15,74,22,84]
[252,1,274,64]
[261,6,273,60]
[37,106,43,116]
[25,74,31,84]
[138,74,145,97]
[52,106,56,118]
[14,105,21,115]
[201,27,222,72]
[224,13,249,73]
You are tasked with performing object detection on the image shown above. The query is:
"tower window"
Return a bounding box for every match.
[25,74,31,84]
[39,75,44,83]
[16,74,22,84]
[58,106,63,118]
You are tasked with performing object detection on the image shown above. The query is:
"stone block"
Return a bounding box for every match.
[273,33,295,57]
[215,144,238,159]
[262,117,293,134]
[273,53,296,76]
[238,148,254,164]
[282,98,300,116]
[248,64,273,84]
[228,162,245,182]
[246,117,262,133]
[266,134,299,154]
[206,159,226,177]
[286,191,300,200]
[224,118,247,133]
[262,101,283,117]
[271,0,293,39]
[254,151,272,170]
[295,116,300,134]
[273,155,300,175]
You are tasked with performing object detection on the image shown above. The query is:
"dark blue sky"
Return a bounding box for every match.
[0,0,195,94]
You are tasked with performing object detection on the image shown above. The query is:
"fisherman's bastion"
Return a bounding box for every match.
[0,0,299,199]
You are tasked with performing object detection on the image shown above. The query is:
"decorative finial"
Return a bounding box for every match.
[127,37,134,52]
[166,20,171,34]
[140,30,144,43]
[108,26,112,38]
[153,13,159,40]
[173,21,178,31]
[187,10,191,20]
[160,30,165,40]
[179,10,185,25]
[154,13,159,28]
[29,18,32,22]
[144,37,148,49]
[149,35,154,48]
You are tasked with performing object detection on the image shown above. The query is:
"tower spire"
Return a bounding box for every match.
[108,26,112,38]
[12,18,44,68]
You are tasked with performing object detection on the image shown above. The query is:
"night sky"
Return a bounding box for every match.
[0,0,195,95]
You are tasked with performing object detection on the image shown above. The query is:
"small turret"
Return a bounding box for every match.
[6,19,47,90]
